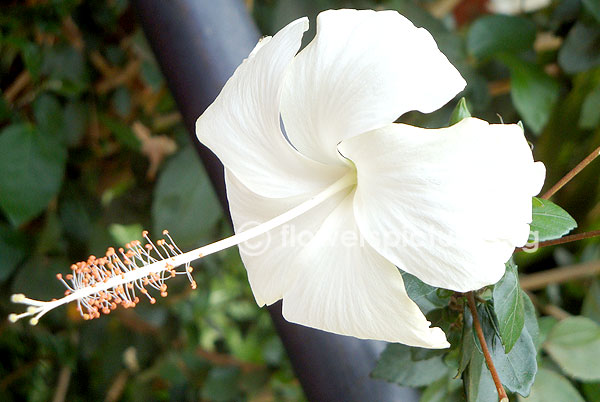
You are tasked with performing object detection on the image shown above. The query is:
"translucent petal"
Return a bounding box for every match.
[225,169,349,306]
[196,18,343,198]
[280,9,466,165]
[338,118,545,292]
[282,193,449,347]
[227,170,448,347]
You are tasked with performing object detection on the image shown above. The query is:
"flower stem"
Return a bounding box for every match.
[466,292,508,402]
[541,144,600,200]
[518,230,600,252]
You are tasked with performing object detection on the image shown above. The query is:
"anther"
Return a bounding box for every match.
[11,294,25,303]
[9,229,200,325]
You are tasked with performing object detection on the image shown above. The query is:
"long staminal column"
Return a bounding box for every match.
[9,172,356,326]
[9,230,196,325]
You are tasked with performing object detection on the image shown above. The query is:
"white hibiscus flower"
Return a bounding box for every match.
[195,9,546,348]
[10,9,545,348]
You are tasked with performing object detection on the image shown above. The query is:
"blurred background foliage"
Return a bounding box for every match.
[0,0,599,401]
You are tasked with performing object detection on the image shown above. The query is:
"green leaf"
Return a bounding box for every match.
[544,316,600,381]
[41,45,89,94]
[108,223,143,246]
[490,327,537,395]
[401,271,450,314]
[518,368,584,402]
[493,261,524,353]
[421,374,463,402]
[529,197,577,242]
[34,94,87,147]
[33,92,63,138]
[467,15,536,60]
[470,305,537,396]
[449,97,471,125]
[0,92,10,124]
[458,305,475,378]
[152,148,222,248]
[99,114,140,150]
[522,291,540,349]
[36,210,66,255]
[583,0,600,23]
[0,124,67,226]
[582,280,600,324]
[63,100,87,146]
[112,87,131,117]
[371,344,448,387]
[579,86,600,130]
[464,344,498,402]
[583,382,600,402]
[140,60,164,91]
[0,224,27,282]
[59,195,92,245]
[537,316,558,350]
[201,367,241,402]
[21,42,43,80]
[11,255,68,301]
[558,22,600,74]
[505,57,560,135]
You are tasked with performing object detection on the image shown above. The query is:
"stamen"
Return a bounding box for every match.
[9,232,194,325]
[9,173,356,326]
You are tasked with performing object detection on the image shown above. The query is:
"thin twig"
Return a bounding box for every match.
[525,291,571,321]
[541,145,600,200]
[466,292,508,402]
[52,366,72,402]
[95,59,140,94]
[4,70,31,102]
[518,230,600,252]
[488,79,511,97]
[104,370,129,402]
[520,261,600,290]
[196,347,263,372]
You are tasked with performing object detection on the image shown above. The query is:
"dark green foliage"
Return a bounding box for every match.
[0,1,301,400]
[467,15,536,60]
[372,344,448,387]
[401,271,452,314]
[2,0,600,401]
[0,124,67,226]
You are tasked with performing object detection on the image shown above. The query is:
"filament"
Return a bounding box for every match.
[9,172,356,325]
[9,230,195,325]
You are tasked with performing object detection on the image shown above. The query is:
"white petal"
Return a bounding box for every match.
[225,169,349,306]
[196,17,343,198]
[280,9,466,165]
[227,170,447,347]
[338,118,546,292]
[282,193,449,348]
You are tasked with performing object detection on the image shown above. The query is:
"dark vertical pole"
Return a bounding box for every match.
[133,1,418,401]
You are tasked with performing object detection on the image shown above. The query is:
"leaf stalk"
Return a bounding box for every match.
[541,144,600,200]
[517,230,600,252]
[466,292,509,402]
